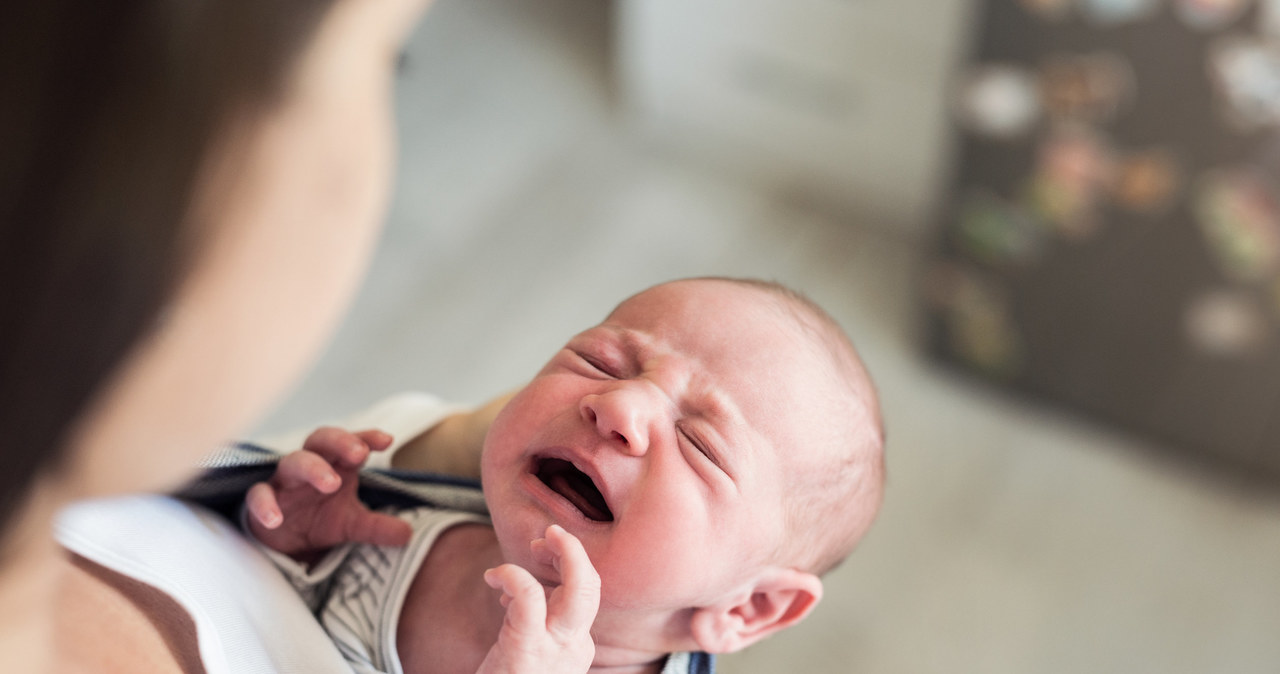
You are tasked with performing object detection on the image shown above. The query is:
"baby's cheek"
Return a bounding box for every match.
[595,549,675,609]
[594,517,718,610]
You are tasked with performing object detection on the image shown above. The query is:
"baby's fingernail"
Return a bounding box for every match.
[263,512,282,528]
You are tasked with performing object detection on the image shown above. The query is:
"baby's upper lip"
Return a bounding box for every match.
[531,445,615,521]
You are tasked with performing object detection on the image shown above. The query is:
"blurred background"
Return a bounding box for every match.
[259,0,1280,671]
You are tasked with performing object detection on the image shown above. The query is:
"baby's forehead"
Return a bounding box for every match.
[607,278,776,317]
[602,279,854,392]
[605,281,807,345]
[599,309,859,454]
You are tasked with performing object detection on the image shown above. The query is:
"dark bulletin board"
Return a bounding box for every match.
[926,0,1280,476]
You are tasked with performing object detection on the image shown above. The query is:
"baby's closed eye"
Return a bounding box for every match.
[677,423,726,473]
[577,352,618,378]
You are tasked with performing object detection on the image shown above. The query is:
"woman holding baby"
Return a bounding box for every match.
[0,1,884,672]
[0,0,440,669]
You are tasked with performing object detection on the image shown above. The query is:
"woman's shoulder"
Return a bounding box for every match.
[56,495,351,674]
[54,553,194,674]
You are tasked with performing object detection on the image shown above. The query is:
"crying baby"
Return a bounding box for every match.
[246,277,886,674]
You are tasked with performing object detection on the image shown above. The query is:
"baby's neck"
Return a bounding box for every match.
[398,523,669,674]
[396,523,504,674]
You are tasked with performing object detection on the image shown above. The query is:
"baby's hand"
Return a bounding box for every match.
[477,525,600,674]
[245,427,412,559]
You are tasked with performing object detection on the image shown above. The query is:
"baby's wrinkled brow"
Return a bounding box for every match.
[594,325,657,360]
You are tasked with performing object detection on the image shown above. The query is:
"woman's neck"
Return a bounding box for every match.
[0,483,65,670]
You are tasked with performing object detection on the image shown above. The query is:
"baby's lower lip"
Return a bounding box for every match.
[534,458,613,522]
[520,472,613,528]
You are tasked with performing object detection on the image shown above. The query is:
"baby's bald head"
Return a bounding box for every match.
[727,280,884,575]
[614,277,886,576]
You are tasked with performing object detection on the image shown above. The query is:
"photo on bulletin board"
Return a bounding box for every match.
[926,0,1280,481]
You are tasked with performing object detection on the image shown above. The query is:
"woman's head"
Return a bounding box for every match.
[0,0,431,540]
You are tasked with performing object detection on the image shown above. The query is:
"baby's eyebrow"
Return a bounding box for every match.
[683,386,746,452]
[688,388,734,425]
[596,325,654,361]
[605,325,739,419]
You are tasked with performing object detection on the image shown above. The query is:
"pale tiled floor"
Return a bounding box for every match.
[261,1,1280,672]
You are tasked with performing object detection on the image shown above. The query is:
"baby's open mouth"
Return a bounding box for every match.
[535,458,614,522]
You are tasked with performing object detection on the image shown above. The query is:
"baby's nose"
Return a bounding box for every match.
[579,389,650,456]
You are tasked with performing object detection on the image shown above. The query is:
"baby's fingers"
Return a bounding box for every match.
[275,448,342,493]
[344,509,413,548]
[484,564,547,634]
[354,429,393,454]
[244,485,282,532]
[302,426,390,469]
[245,482,283,529]
[541,525,600,634]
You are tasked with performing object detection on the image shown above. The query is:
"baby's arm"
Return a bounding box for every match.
[245,427,412,561]
[389,390,516,479]
[477,525,600,674]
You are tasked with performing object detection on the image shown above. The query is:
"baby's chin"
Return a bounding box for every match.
[487,514,560,578]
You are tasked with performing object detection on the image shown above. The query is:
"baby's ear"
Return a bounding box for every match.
[689,568,823,654]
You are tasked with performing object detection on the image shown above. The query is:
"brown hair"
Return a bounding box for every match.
[0,0,340,540]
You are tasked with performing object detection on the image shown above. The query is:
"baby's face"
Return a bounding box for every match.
[481,280,842,614]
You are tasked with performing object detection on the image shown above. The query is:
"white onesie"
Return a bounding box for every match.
[255,507,489,674]
[254,506,701,674]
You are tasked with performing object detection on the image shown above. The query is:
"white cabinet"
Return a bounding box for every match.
[618,0,977,236]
